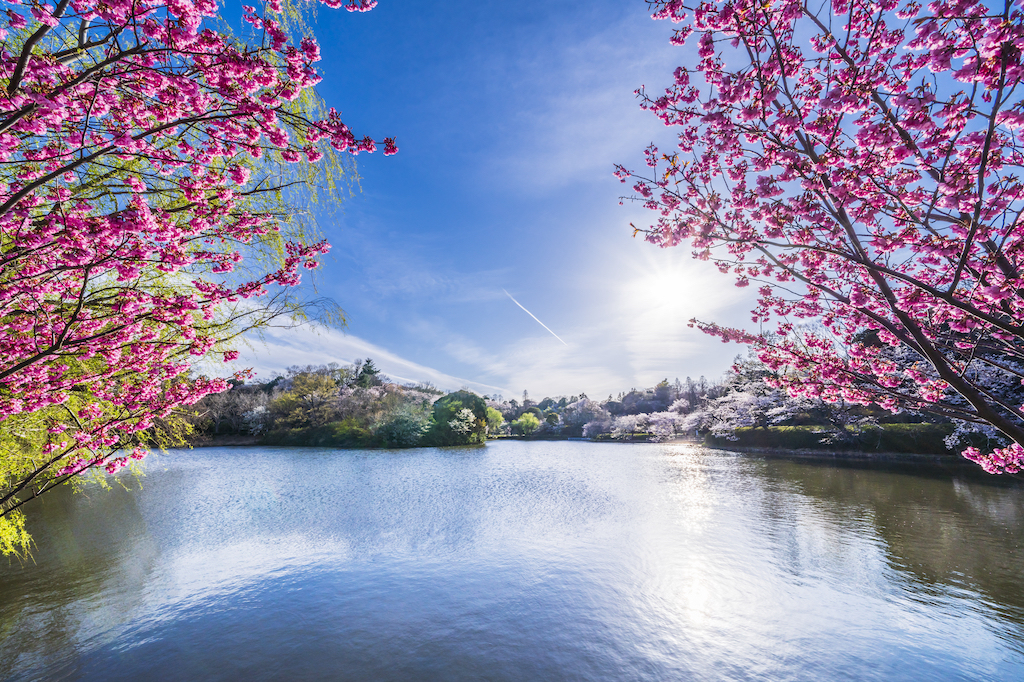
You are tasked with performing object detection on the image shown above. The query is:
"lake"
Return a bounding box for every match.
[2,441,1024,681]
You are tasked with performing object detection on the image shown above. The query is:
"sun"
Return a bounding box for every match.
[619,251,740,322]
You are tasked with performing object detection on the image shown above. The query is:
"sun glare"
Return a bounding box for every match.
[619,252,742,324]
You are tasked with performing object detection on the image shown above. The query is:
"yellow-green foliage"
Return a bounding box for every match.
[0,511,31,559]
[270,374,339,427]
[0,392,193,557]
[514,412,541,436]
[263,418,374,447]
[486,407,505,436]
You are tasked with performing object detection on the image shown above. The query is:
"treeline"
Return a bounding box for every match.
[484,376,724,441]
[186,360,502,448]
[488,348,1013,452]
[188,349,1016,453]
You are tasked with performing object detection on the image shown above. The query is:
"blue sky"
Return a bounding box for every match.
[239,0,756,398]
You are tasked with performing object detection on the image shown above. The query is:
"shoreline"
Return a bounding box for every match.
[701,443,963,464]
[695,443,1021,478]
[188,433,964,464]
[189,434,260,447]
[180,436,1021,480]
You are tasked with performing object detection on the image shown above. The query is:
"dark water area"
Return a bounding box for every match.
[2,442,1024,681]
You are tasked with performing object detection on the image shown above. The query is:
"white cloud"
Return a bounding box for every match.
[226,240,755,399]
[430,249,754,398]
[486,11,691,192]
[219,6,753,401]
[236,325,507,395]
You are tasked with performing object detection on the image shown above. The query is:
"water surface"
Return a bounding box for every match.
[2,442,1023,680]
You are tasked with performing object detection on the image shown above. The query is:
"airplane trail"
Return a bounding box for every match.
[503,289,568,346]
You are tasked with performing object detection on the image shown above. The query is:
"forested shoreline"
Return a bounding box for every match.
[184,354,1007,456]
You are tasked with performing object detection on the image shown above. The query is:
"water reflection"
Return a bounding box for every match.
[756,457,1024,620]
[2,442,1023,681]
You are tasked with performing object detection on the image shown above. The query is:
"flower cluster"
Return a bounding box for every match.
[963,443,1024,474]
[623,0,1024,471]
[0,0,390,522]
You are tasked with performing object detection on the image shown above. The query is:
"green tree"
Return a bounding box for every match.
[270,373,338,427]
[376,411,429,448]
[513,413,541,436]
[353,358,383,388]
[424,391,487,445]
[486,407,506,437]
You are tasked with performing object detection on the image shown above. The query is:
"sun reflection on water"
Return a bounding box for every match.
[2,442,1023,681]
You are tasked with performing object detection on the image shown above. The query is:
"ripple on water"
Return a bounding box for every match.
[2,441,1024,681]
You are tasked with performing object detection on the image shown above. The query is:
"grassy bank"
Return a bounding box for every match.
[705,424,958,455]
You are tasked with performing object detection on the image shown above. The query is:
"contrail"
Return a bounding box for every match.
[503,289,568,346]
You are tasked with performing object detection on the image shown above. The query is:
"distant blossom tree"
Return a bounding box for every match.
[561,397,611,436]
[610,413,649,440]
[0,0,394,554]
[647,410,686,440]
[448,408,477,438]
[620,0,1024,473]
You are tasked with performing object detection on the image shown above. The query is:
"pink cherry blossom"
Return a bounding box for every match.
[0,0,392,532]
[624,0,1024,473]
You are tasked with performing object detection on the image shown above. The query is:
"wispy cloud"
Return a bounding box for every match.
[434,243,756,398]
[248,2,749,402]
[485,10,686,192]
[236,325,507,395]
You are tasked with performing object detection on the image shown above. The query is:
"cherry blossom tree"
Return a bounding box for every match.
[0,0,394,554]
[610,413,649,440]
[646,410,687,440]
[561,397,611,436]
[620,0,1024,473]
